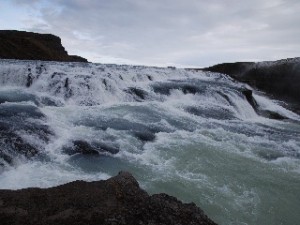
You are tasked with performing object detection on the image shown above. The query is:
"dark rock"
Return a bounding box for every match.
[0,171,217,225]
[64,78,69,89]
[93,143,119,154]
[185,106,235,120]
[69,55,88,63]
[102,79,107,89]
[125,87,148,101]
[258,110,287,120]
[181,85,199,94]
[152,81,204,95]
[203,62,255,78]
[26,73,33,87]
[0,152,13,165]
[0,30,88,62]
[147,75,153,81]
[73,140,99,155]
[241,89,258,110]
[240,88,287,120]
[12,136,39,157]
[215,91,235,106]
[167,66,176,70]
[0,102,53,166]
[133,131,156,142]
[0,131,38,165]
[69,141,120,155]
[0,109,52,164]
[203,57,300,114]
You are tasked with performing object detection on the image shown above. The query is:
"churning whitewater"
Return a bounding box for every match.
[0,59,300,225]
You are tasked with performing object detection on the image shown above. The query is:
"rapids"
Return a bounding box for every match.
[0,59,300,225]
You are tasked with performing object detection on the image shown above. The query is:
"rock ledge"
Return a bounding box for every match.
[0,171,217,225]
[0,30,88,62]
[203,57,300,114]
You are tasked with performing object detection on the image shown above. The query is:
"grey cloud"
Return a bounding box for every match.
[8,0,300,67]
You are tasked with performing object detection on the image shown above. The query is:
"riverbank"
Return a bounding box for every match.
[0,171,217,225]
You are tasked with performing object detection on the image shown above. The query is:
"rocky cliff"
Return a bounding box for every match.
[0,171,217,225]
[0,30,88,62]
[203,58,300,114]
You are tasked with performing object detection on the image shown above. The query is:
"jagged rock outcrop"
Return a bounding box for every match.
[0,171,217,225]
[203,58,300,114]
[0,30,88,62]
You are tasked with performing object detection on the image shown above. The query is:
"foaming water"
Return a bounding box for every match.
[0,59,300,225]
[0,161,110,189]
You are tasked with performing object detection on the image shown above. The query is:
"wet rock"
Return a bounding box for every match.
[215,91,235,106]
[241,89,258,110]
[0,171,217,225]
[0,102,52,166]
[94,142,119,154]
[240,88,288,120]
[102,79,107,89]
[167,66,176,70]
[73,140,99,155]
[64,77,69,89]
[185,106,234,120]
[13,136,39,157]
[0,131,38,165]
[181,85,199,94]
[133,131,156,142]
[258,110,287,120]
[152,81,204,95]
[125,87,148,101]
[70,141,120,155]
[26,73,33,87]
[0,152,12,165]
[51,72,67,79]
[147,75,153,81]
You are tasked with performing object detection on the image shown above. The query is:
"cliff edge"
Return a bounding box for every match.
[0,30,88,62]
[203,58,300,114]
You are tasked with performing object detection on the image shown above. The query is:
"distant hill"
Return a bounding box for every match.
[0,30,88,62]
[203,58,300,114]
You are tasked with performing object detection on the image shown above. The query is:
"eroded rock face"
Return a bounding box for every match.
[0,30,88,62]
[203,58,300,114]
[0,171,217,225]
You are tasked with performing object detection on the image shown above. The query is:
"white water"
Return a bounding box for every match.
[0,59,300,225]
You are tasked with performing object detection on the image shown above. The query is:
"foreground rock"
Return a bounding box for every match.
[0,30,87,62]
[0,171,217,225]
[203,57,300,114]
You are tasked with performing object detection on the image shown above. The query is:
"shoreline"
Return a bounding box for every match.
[0,171,217,225]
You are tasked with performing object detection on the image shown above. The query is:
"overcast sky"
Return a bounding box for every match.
[0,0,299,67]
